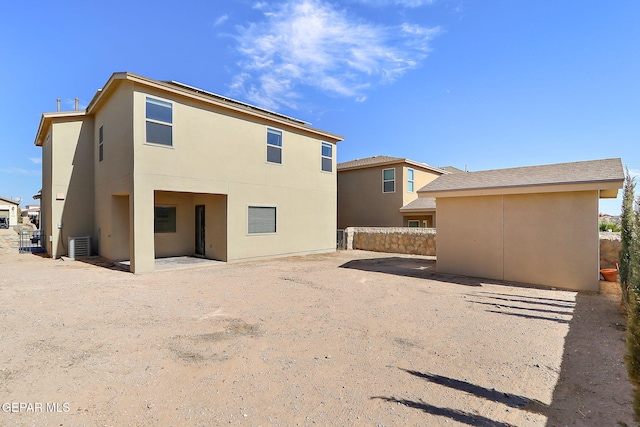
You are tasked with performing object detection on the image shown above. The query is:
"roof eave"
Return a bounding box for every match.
[34,111,87,147]
[338,159,448,174]
[418,179,625,198]
[86,72,344,143]
[0,196,20,205]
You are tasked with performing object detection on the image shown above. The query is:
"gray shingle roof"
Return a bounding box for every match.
[418,158,624,194]
[337,156,403,170]
[337,156,447,174]
[400,197,436,211]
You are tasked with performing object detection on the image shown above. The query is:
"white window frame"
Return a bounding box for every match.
[321,142,333,173]
[407,168,414,193]
[98,125,104,162]
[247,205,277,235]
[382,168,396,193]
[408,220,420,228]
[145,97,173,148]
[266,128,283,165]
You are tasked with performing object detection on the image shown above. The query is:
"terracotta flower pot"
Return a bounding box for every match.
[600,268,618,282]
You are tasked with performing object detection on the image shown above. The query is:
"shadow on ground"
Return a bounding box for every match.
[341,257,481,286]
[372,368,547,426]
[74,256,130,272]
[544,282,634,426]
[340,256,544,288]
[371,395,517,427]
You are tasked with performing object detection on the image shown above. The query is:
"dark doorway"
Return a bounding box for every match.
[195,205,205,257]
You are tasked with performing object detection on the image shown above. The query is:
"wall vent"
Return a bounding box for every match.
[68,236,91,259]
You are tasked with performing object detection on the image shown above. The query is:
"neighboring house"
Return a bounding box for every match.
[0,196,20,227]
[34,72,343,273]
[418,158,624,292]
[337,156,449,229]
[21,204,40,226]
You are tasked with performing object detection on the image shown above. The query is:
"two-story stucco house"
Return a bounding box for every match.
[34,72,343,273]
[337,156,450,229]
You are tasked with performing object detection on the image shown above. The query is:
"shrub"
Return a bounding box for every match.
[621,171,636,300]
[627,291,640,420]
[600,221,622,232]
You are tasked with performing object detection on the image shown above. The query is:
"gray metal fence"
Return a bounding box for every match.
[19,230,44,253]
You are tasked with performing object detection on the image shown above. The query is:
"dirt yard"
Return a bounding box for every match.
[0,251,634,426]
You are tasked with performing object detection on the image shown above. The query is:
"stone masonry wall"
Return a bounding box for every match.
[345,227,436,256]
[600,231,621,269]
[0,229,19,255]
[345,227,619,270]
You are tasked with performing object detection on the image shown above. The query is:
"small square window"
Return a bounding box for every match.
[154,206,176,233]
[408,220,420,228]
[248,206,276,234]
[267,129,282,164]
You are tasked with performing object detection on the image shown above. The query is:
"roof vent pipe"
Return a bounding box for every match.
[75,98,79,111]
[56,98,61,112]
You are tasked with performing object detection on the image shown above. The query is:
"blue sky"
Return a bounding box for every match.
[1,0,638,214]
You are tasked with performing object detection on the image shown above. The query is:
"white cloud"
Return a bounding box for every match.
[355,0,435,7]
[232,0,439,109]
[214,14,229,26]
[1,167,40,176]
[29,157,42,164]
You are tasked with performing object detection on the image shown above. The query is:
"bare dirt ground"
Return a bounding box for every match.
[0,251,634,426]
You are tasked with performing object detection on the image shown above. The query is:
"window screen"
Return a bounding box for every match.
[248,206,276,234]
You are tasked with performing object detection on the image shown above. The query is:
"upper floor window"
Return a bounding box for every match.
[407,168,414,192]
[98,125,104,162]
[321,142,332,172]
[267,128,282,164]
[146,97,173,146]
[383,168,395,193]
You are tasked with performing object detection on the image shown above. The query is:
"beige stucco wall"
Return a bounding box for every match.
[41,131,52,255]
[437,195,505,280]
[338,165,440,229]
[126,85,337,272]
[38,79,338,272]
[43,119,95,258]
[436,191,600,291]
[402,166,439,206]
[93,81,135,262]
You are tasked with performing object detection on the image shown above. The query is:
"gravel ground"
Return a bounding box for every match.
[0,251,634,426]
